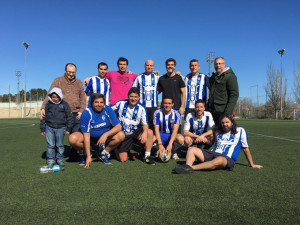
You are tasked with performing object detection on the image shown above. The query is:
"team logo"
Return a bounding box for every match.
[102,115,105,120]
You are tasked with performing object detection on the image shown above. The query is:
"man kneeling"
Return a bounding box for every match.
[69,93,124,168]
[175,114,262,173]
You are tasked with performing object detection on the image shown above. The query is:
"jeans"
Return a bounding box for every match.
[70,113,81,133]
[45,125,65,164]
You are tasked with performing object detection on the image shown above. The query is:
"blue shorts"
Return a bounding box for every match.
[159,132,171,146]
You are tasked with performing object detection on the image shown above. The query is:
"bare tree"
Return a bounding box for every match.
[264,64,287,119]
[294,64,300,104]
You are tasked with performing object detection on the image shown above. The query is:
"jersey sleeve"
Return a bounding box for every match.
[183,113,192,131]
[80,109,92,133]
[179,75,186,88]
[140,106,148,125]
[207,112,215,129]
[85,78,93,93]
[105,106,120,127]
[153,109,160,125]
[174,110,182,124]
[240,127,249,148]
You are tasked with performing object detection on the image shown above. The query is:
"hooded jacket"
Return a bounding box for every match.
[207,67,239,114]
[40,87,73,132]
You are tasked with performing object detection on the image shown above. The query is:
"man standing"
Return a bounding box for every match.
[153,96,184,161]
[132,59,159,129]
[69,93,124,167]
[112,87,155,165]
[85,62,110,106]
[41,63,86,133]
[158,58,186,115]
[175,114,262,174]
[184,59,210,118]
[183,100,215,148]
[207,57,239,126]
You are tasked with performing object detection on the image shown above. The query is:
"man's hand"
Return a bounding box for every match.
[252,164,263,169]
[65,131,70,135]
[41,132,45,136]
[175,71,182,76]
[76,112,82,120]
[166,144,172,154]
[97,133,107,146]
[179,106,185,115]
[84,155,92,168]
[83,77,90,86]
[153,71,159,76]
[40,109,45,119]
[139,131,147,144]
[157,144,165,156]
[127,70,133,74]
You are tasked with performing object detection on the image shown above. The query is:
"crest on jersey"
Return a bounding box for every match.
[102,115,105,120]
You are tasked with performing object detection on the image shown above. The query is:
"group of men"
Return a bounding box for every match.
[41,56,262,172]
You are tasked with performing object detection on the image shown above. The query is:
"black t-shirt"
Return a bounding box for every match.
[158,74,186,110]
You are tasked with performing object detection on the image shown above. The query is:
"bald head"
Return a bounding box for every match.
[144,60,154,75]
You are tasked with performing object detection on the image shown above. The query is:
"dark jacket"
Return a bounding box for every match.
[208,67,239,114]
[40,88,73,132]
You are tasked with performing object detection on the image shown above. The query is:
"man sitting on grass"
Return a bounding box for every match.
[175,114,262,173]
[69,93,125,168]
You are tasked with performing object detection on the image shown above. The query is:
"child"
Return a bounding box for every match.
[40,87,73,167]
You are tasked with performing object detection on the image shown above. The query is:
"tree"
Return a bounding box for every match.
[294,64,300,104]
[264,64,287,119]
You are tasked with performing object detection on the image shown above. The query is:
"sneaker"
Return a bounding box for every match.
[144,156,156,165]
[100,153,112,164]
[175,164,194,174]
[47,162,54,168]
[172,153,180,160]
[58,161,65,167]
[79,155,86,166]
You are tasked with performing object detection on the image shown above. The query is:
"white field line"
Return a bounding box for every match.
[0,123,35,129]
[248,132,300,143]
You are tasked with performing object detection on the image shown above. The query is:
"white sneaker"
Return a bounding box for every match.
[172,153,180,160]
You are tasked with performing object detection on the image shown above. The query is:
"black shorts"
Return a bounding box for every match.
[201,149,235,171]
[117,127,144,153]
[146,107,157,125]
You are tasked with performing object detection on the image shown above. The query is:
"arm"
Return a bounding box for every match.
[83,75,96,86]
[97,123,122,146]
[166,124,179,154]
[242,147,263,169]
[77,82,87,119]
[64,102,74,134]
[154,124,165,155]
[179,86,186,115]
[224,74,239,114]
[83,132,92,168]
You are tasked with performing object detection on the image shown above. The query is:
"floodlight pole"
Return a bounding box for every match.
[278,49,285,119]
[23,42,29,117]
[206,52,214,77]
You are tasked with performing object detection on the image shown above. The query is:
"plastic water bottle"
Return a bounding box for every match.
[39,165,64,173]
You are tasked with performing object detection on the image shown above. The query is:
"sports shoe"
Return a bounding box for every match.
[172,153,180,160]
[100,153,112,164]
[58,161,65,167]
[47,162,54,168]
[175,164,194,174]
[79,155,86,166]
[143,156,156,165]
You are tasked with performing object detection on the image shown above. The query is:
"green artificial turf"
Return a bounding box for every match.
[0,118,299,224]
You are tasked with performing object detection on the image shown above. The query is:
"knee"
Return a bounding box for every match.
[184,136,191,145]
[213,157,227,167]
[147,129,153,137]
[187,146,198,154]
[119,153,128,162]
[68,134,77,145]
[178,135,184,145]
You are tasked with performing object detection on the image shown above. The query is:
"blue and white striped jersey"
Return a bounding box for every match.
[184,73,209,108]
[212,127,249,164]
[183,111,215,135]
[153,108,181,134]
[111,100,148,135]
[80,105,119,138]
[132,73,159,108]
[85,76,110,106]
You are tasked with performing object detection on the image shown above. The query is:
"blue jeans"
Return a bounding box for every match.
[70,113,81,133]
[45,125,65,164]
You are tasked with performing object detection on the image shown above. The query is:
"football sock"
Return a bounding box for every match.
[145,152,150,157]
[102,150,109,155]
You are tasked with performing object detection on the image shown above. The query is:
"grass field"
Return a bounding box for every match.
[0,118,299,225]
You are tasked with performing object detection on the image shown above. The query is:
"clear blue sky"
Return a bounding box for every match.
[1,0,299,103]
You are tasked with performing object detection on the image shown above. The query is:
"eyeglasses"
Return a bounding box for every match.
[215,63,224,65]
[66,71,76,74]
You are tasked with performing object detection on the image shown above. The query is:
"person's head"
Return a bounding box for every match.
[218,114,237,134]
[97,62,108,78]
[189,59,200,75]
[91,93,105,113]
[50,92,61,103]
[214,57,225,75]
[165,58,176,74]
[162,96,174,114]
[65,63,77,81]
[195,99,205,117]
[117,57,128,73]
[144,59,154,74]
[128,87,140,106]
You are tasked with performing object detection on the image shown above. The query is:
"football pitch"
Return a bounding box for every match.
[0,118,299,225]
